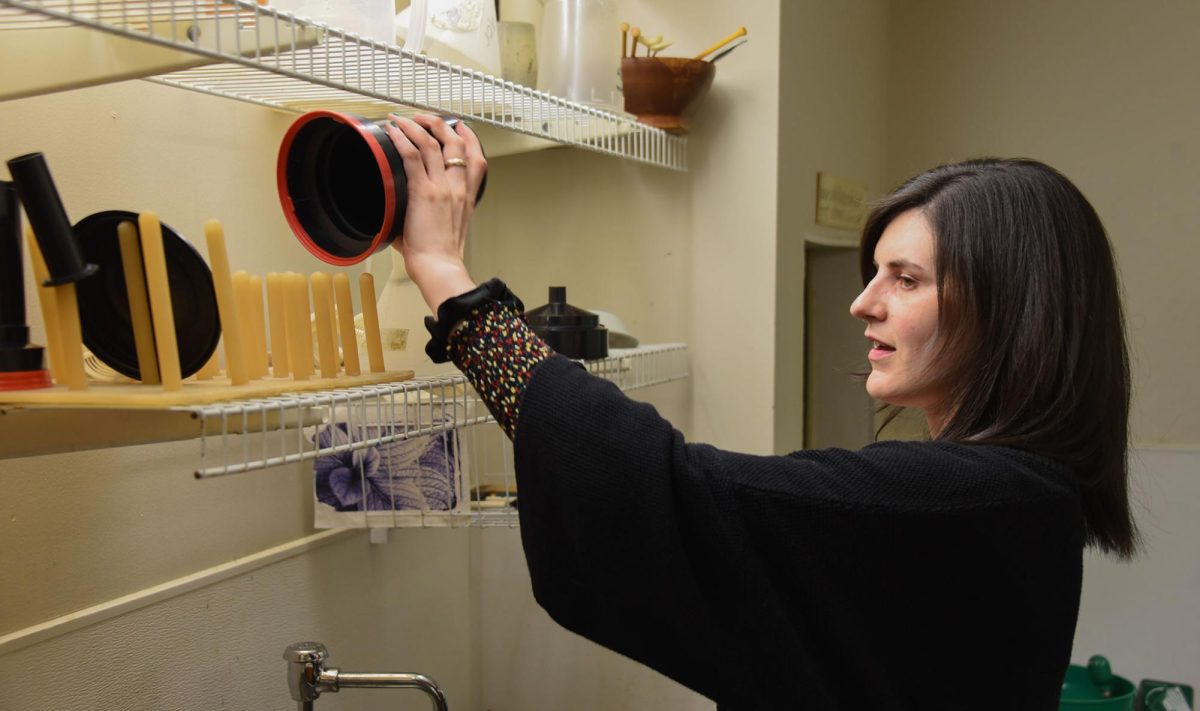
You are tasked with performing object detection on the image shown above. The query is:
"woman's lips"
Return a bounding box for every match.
[867,338,895,361]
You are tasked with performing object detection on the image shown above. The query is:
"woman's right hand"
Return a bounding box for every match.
[383,113,487,313]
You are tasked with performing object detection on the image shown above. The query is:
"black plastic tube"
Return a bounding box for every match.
[0,179,48,384]
[0,181,25,343]
[6,152,97,285]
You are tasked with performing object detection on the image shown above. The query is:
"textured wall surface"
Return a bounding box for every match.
[1075,447,1200,684]
[886,0,1200,445]
[0,531,478,711]
[883,0,1200,683]
[5,1,1195,708]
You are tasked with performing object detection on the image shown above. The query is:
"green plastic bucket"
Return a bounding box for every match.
[1060,656,1136,710]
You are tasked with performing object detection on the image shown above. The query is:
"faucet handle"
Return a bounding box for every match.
[284,642,329,664]
[284,642,331,703]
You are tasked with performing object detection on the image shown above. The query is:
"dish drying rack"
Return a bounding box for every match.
[191,344,687,528]
[0,0,687,169]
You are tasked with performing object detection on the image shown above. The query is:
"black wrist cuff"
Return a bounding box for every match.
[424,277,524,363]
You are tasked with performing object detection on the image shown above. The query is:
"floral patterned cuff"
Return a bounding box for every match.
[448,301,553,439]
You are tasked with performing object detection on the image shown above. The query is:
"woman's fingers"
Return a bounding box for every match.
[383,120,430,192]
[411,115,469,204]
[409,115,464,165]
[391,114,485,198]
[411,114,466,159]
[383,114,482,266]
[384,115,463,269]
[390,114,445,182]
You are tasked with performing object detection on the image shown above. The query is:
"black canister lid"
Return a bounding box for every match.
[72,210,221,380]
[526,286,608,360]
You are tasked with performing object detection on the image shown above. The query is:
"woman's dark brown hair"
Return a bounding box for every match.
[860,158,1137,558]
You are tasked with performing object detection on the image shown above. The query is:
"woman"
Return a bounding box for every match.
[383,114,1137,710]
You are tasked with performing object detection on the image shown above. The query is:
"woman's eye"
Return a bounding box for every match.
[898,275,918,289]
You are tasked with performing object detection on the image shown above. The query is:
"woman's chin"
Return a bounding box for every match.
[864,376,891,404]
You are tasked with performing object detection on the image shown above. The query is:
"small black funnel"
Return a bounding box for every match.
[6,152,98,286]
[526,286,608,360]
[277,111,486,266]
[0,180,50,390]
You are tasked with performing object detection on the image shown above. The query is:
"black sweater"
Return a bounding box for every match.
[513,356,1084,710]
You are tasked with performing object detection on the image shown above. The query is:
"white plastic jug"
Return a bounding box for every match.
[396,0,503,76]
[375,250,457,377]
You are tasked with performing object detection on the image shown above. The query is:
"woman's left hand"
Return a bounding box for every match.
[384,113,487,312]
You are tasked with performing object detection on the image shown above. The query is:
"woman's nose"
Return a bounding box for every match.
[850,283,882,321]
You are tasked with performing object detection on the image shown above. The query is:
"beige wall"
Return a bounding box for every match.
[678,0,782,453]
[0,81,482,709]
[467,139,706,709]
[0,0,781,706]
[774,0,890,454]
[468,0,781,704]
[0,81,334,631]
[5,0,1196,707]
[0,530,479,711]
[885,0,1200,682]
[887,0,1200,446]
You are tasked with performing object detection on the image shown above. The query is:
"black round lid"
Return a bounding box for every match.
[526,286,602,328]
[73,210,220,380]
[526,286,608,360]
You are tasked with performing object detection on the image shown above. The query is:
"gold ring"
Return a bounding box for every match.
[444,158,468,168]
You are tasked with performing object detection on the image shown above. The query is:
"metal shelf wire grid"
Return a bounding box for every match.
[0,0,687,170]
[187,344,688,528]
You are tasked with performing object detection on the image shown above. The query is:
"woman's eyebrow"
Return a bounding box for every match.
[884,258,926,272]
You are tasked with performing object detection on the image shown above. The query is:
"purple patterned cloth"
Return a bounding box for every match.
[314,423,458,512]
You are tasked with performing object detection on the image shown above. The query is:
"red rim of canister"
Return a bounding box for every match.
[276,110,397,266]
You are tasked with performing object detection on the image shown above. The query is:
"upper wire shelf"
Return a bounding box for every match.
[0,0,688,170]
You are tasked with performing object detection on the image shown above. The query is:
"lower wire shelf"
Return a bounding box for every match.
[190,344,689,528]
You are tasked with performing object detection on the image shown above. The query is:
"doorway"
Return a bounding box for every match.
[803,244,873,450]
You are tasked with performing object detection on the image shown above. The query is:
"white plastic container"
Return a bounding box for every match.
[395,0,503,76]
[271,0,395,43]
[537,0,620,110]
[375,250,457,377]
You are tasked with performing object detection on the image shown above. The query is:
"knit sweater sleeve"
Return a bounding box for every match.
[511,355,1084,710]
[446,300,552,439]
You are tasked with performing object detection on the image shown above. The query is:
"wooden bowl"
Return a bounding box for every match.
[621,57,715,135]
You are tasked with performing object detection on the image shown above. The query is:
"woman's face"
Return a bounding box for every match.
[850,209,949,429]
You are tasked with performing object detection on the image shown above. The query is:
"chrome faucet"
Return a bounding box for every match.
[283,642,449,711]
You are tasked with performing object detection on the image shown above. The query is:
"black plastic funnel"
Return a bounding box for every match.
[6,152,98,285]
[0,180,50,389]
[277,111,486,266]
[526,286,608,360]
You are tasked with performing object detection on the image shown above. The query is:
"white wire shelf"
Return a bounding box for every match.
[189,344,688,528]
[0,0,688,170]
